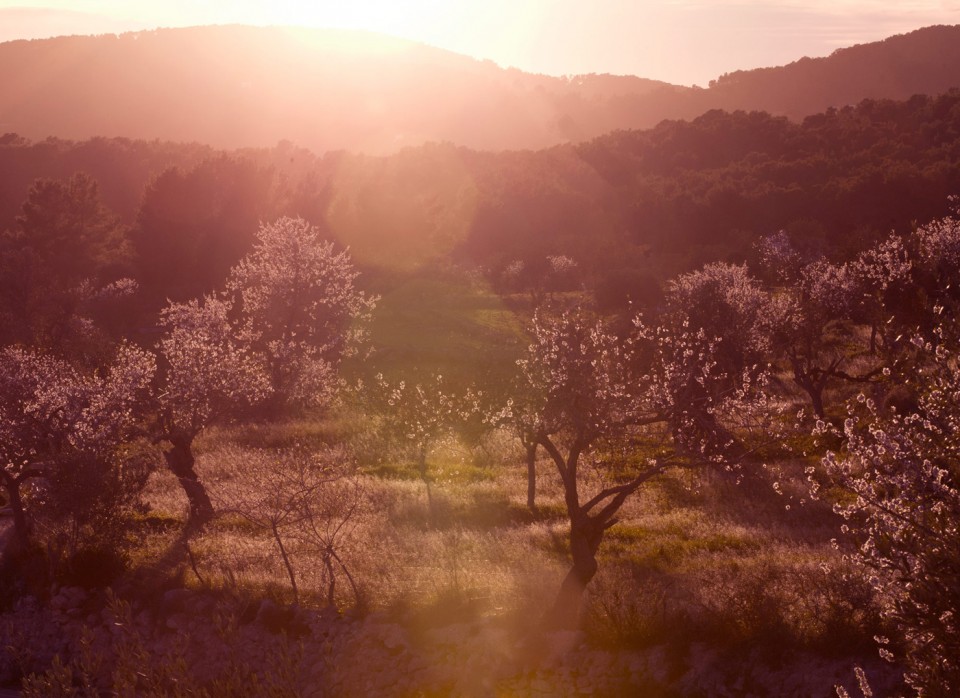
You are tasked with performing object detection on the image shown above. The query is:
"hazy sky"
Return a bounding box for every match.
[1,1,958,85]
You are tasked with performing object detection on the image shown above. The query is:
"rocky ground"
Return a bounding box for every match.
[0,584,900,696]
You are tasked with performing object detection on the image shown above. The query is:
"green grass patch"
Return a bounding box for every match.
[363,459,423,481]
[347,268,527,394]
[430,460,497,485]
[214,417,345,451]
[601,522,761,568]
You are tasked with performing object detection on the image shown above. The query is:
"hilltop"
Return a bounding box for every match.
[1,24,959,153]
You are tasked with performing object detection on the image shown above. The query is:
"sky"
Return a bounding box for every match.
[0,1,958,86]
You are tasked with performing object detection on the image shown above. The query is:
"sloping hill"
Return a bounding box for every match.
[701,24,960,119]
[0,25,682,154]
[0,24,958,154]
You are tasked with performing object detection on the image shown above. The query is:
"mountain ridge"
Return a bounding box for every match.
[0,23,958,154]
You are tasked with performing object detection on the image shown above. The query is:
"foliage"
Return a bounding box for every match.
[134,156,276,305]
[157,295,271,440]
[228,216,376,411]
[818,330,960,694]
[12,172,129,283]
[0,343,155,554]
[0,172,133,356]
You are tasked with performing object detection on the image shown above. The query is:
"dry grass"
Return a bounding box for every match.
[127,417,883,665]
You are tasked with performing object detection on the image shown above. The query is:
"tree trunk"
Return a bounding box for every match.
[794,372,826,419]
[417,446,435,523]
[525,442,538,513]
[322,553,336,607]
[809,386,826,421]
[1,473,30,555]
[791,357,827,419]
[543,517,602,630]
[271,521,299,606]
[163,435,214,528]
[331,548,360,604]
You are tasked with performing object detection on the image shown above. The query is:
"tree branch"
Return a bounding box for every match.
[826,365,886,384]
[537,433,570,484]
[581,462,665,517]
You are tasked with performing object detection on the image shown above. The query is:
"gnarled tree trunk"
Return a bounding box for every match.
[793,367,827,419]
[544,515,603,629]
[163,433,214,528]
[1,471,31,555]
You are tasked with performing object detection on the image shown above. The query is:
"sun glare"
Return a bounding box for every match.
[271,1,451,44]
[250,0,545,70]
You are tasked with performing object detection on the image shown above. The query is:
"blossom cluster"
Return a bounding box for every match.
[158,296,271,438]
[820,330,960,692]
[228,216,377,407]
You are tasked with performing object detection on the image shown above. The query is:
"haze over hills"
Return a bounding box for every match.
[0,26,960,154]
[1,23,960,154]
[0,24,681,154]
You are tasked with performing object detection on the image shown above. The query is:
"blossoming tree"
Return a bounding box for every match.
[227,217,376,412]
[517,309,769,628]
[819,329,960,693]
[156,295,270,527]
[0,343,155,553]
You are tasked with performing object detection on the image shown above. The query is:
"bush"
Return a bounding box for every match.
[60,547,127,590]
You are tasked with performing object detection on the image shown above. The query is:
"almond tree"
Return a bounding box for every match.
[156,295,270,527]
[908,200,960,336]
[517,309,768,628]
[770,258,859,418]
[847,233,912,357]
[756,231,905,418]
[0,344,155,554]
[368,372,482,520]
[818,328,960,694]
[293,450,366,607]
[227,217,376,412]
[665,262,772,380]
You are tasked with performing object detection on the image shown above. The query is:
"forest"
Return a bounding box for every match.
[2,35,960,698]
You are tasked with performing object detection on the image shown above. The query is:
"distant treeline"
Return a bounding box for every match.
[1,89,960,321]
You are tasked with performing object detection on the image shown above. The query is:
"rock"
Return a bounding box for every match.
[165,612,190,632]
[254,599,308,636]
[162,588,193,613]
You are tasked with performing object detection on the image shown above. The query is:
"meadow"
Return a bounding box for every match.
[7,267,899,696]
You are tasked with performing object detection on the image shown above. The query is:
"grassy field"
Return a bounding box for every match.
[349,265,528,390]
[10,266,900,695]
[123,412,895,694]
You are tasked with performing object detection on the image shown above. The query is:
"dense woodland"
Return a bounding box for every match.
[2,87,960,326]
[2,37,960,696]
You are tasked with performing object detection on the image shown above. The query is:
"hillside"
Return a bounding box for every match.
[3,89,959,315]
[701,24,960,118]
[0,25,681,154]
[1,24,959,154]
